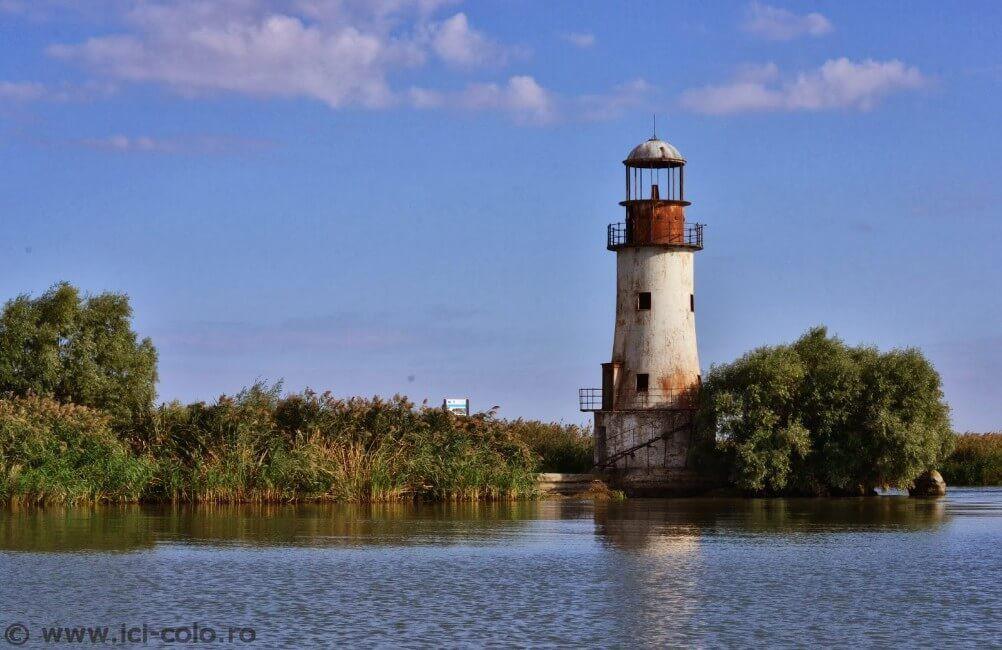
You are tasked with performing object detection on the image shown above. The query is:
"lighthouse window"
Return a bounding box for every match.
[690,294,695,312]
[637,292,651,310]
[636,373,649,392]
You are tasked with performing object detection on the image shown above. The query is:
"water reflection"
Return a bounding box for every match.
[0,501,591,553]
[0,496,952,553]
[0,505,158,553]
[594,496,948,551]
[0,492,998,647]
[588,496,958,647]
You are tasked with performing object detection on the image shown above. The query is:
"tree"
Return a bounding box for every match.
[698,327,953,495]
[0,283,157,425]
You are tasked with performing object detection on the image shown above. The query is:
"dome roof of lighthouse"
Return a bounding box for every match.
[624,137,685,168]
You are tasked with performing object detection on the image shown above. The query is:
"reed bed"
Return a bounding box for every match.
[941,432,1002,486]
[1,386,591,505]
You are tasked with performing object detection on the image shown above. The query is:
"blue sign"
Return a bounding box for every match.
[444,398,470,416]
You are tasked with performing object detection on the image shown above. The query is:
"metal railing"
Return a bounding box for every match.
[607,222,704,250]
[579,388,603,411]
[579,388,698,412]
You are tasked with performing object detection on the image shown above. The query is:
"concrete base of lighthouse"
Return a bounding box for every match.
[594,409,718,496]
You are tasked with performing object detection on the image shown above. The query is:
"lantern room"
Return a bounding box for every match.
[612,136,701,250]
[622,136,688,204]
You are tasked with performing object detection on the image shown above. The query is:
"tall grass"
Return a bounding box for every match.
[506,420,594,473]
[2,386,596,505]
[940,433,1002,486]
[0,396,153,505]
[133,385,544,503]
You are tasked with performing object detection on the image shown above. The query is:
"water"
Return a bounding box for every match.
[2,490,1000,648]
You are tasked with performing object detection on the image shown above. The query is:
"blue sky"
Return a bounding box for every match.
[1,1,999,430]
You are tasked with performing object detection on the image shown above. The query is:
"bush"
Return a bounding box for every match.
[507,420,594,473]
[0,396,153,504]
[0,283,157,425]
[941,433,1002,486]
[698,327,953,495]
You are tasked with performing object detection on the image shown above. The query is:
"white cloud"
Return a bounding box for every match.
[49,8,412,109]
[0,81,48,101]
[77,134,273,154]
[742,2,832,41]
[577,78,654,121]
[45,1,540,118]
[427,12,515,67]
[680,58,926,115]
[561,32,595,49]
[733,62,780,84]
[409,76,655,124]
[497,75,553,122]
[0,80,115,103]
[32,1,644,126]
[410,75,555,124]
[406,86,444,109]
[0,0,118,18]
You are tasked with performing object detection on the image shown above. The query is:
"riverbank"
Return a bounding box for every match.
[4,387,997,506]
[941,432,1002,486]
[0,389,592,506]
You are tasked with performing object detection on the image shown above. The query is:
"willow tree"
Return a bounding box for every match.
[698,327,953,495]
[0,282,157,425]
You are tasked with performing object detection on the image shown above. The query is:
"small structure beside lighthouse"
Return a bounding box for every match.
[580,134,709,495]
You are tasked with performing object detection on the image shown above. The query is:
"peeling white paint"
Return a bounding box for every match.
[612,247,700,404]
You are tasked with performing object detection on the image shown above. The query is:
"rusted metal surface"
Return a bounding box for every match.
[631,199,683,242]
[607,221,703,250]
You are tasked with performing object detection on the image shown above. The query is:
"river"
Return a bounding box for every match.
[2,489,1000,647]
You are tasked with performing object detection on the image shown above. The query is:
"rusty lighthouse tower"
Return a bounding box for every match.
[580,133,708,495]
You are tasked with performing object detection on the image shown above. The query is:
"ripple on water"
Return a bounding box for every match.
[1,490,1000,646]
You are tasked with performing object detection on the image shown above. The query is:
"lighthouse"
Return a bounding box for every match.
[580,134,708,495]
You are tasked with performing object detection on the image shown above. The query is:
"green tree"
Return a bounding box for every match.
[0,283,157,424]
[698,327,953,495]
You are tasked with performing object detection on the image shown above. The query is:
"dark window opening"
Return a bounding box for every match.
[636,373,649,392]
[637,292,652,310]
[690,293,695,312]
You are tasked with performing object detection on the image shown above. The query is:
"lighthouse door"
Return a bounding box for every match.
[601,362,620,410]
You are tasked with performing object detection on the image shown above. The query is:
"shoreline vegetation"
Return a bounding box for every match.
[695,327,958,497]
[1,390,593,506]
[940,432,1002,487]
[0,282,594,506]
[0,283,998,506]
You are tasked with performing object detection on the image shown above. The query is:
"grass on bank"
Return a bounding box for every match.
[503,420,593,474]
[940,433,1002,486]
[0,396,153,505]
[0,387,594,506]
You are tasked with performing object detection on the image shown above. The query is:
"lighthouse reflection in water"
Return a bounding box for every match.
[2,492,995,646]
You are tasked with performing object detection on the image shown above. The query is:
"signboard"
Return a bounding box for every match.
[444,398,470,416]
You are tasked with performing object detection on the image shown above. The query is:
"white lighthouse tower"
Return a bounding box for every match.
[580,134,707,495]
